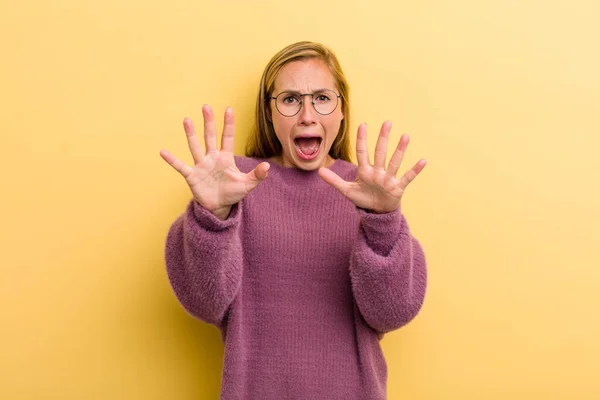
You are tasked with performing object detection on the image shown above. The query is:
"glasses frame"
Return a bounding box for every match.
[270,90,342,117]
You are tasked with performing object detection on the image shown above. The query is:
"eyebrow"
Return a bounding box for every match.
[278,88,332,94]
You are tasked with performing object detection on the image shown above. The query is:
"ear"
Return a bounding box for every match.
[266,103,273,122]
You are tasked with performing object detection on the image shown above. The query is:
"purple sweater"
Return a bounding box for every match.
[165,156,427,400]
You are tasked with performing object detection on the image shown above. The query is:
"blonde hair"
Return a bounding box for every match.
[245,41,352,162]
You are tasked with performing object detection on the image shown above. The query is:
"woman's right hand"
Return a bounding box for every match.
[160,105,270,220]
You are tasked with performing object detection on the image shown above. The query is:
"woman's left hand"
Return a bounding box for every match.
[318,121,426,214]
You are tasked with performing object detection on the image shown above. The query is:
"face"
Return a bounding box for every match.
[270,58,344,170]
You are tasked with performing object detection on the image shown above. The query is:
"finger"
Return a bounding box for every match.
[245,162,271,192]
[318,167,351,197]
[159,149,193,178]
[202,104,218,154]
[398,159,427,190]
[247,161,270,181]
[221,107,235,153]
[374,121,392,170]
[183,117,204,165]
[387,134,410,177]
[355,123,370,167]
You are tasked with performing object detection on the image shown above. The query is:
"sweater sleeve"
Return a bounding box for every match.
[165,199,243,328]
[349,207,427,334]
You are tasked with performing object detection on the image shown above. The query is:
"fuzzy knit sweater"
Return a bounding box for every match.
[165,156,427,400]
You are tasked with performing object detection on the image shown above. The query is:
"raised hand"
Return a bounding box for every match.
[318,121,426,214]
[160,105,270,220]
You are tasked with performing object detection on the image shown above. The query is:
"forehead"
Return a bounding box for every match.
[273,58,337,93]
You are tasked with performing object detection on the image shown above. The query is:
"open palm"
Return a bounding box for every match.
[318,121,426,214]
[160,105,269,220]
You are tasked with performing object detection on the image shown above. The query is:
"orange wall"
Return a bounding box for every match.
[1,1,599,399]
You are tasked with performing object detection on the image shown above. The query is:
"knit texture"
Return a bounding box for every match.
[165,156,427,400]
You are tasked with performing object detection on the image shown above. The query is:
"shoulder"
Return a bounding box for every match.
[234,155,263,174]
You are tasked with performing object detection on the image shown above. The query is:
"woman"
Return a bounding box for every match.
[159,41,427,400]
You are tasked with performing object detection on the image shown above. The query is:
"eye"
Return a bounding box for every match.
[315,93,331,102]
[281,93,300,104]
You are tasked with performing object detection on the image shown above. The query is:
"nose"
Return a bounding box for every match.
[297,94,317,125]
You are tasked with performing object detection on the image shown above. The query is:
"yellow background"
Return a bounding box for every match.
[1,0,599,399]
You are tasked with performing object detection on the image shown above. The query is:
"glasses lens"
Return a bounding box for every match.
[312,90,338,115]
[274,90,339,116]
[276,92,302,116]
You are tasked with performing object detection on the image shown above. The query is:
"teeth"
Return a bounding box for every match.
[294,137,321,157]
[296,143,318,155]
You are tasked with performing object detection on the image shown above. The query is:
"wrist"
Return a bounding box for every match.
[193,199,233,221]
[211,205,232,221]
[361,204,400,214]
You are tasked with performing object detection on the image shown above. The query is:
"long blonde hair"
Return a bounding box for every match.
[245,41,352,162]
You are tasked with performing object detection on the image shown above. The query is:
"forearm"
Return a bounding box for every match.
[165,199,243,327]
[350,208,427,333]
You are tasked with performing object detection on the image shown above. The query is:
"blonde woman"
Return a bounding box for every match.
[160,41,428,400]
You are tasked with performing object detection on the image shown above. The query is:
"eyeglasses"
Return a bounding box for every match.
[270,89,341,117]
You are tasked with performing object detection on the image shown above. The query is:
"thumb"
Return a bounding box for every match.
[245,162,270,191]
[318,167,349,195]
[253,162,270,181]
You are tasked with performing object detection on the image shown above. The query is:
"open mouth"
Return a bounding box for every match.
[294,137,322,160]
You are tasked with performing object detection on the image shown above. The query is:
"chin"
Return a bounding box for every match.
[295,161,321,171]
[289,152,329,171]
